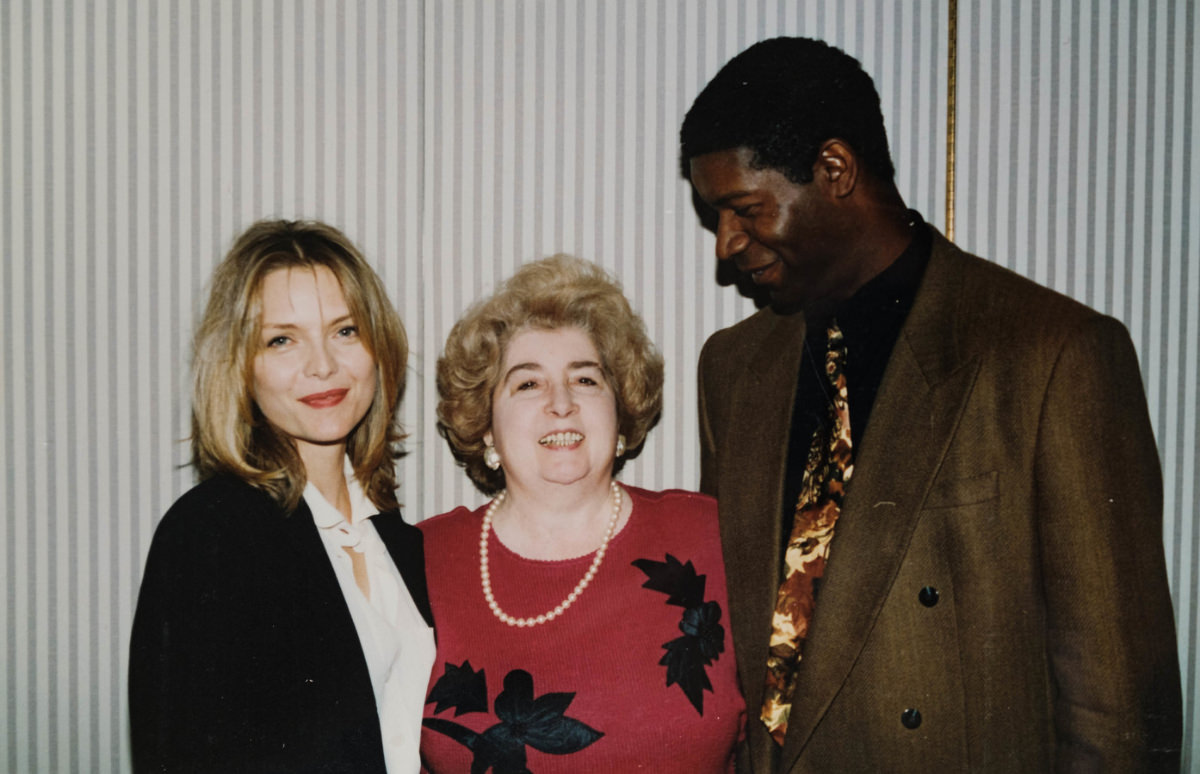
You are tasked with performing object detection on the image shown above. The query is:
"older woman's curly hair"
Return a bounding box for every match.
[437,255,664,494]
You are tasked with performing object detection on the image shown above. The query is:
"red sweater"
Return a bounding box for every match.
[419,486,745,773]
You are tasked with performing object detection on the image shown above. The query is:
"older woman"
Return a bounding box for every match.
[129,220,434,773]
[419,256,744,773]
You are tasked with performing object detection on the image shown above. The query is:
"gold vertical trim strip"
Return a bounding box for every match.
[946,0,958,240]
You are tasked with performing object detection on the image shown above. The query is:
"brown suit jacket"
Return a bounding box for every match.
[699,229,1181,773]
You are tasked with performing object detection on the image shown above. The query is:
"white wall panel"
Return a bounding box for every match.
[1,0,1195,769]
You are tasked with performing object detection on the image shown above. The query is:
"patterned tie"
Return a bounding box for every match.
[760,321,853,745]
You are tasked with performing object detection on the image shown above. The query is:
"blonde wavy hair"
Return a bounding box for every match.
[190,219,408,513]
[437,255,664,494]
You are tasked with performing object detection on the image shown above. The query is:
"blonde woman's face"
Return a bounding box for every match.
[251,266,376,469]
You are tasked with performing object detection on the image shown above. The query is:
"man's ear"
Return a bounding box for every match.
[816,139,858,198]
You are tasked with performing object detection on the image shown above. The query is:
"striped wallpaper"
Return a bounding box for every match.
[1,1,1195,770]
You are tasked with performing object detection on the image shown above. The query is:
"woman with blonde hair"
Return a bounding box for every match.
[419,255,744,773]
[130,220,434,773]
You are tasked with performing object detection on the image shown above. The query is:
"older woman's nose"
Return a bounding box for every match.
[545,381,578,416]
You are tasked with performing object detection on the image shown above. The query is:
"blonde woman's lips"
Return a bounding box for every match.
[300,389,348,408]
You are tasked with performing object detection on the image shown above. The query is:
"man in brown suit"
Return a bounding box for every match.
[682,37,1181,772]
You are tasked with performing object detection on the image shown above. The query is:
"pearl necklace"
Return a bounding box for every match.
[480,481,622,627]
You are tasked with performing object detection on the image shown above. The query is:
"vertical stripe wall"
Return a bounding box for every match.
[0,1,1195,770]
[954,1,1200,762]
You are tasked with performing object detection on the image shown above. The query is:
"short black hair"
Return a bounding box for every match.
[680,37,895,184]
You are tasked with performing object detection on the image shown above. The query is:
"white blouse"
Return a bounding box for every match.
[304,460,435,774]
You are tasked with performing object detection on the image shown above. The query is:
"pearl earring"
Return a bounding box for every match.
[484,445,502,471]
[615,434,626,457]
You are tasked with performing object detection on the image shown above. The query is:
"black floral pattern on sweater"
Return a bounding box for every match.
[424,662,603,773]
[632,553,726,714]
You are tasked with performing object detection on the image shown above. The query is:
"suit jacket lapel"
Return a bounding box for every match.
[718,310,808,740]
[779,234,982,767]
[280,500,355,620]
[374,510,435,628]
[276,501,383,712]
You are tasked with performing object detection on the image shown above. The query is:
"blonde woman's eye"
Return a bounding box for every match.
[337,325,359,337]
[265,335,290,348]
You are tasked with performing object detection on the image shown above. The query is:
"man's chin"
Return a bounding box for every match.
[767,286,808,315]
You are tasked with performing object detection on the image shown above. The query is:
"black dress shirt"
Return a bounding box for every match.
[781,212,932,550]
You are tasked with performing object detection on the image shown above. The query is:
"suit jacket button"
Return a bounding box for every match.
[901,708,922,729]
[918,586,939,607]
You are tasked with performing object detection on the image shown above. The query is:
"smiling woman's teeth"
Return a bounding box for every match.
[539,431,583,447]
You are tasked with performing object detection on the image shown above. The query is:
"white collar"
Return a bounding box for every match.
[304,456,378,533]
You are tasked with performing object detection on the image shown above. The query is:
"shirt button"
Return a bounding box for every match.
[901,708,922,729]
[918,586,939,607]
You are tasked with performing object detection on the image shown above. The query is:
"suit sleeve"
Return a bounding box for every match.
[1034,315,1182,771]
[128,508,219,773]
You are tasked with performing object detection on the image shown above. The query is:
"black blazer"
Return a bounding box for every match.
[129,474,434,773]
